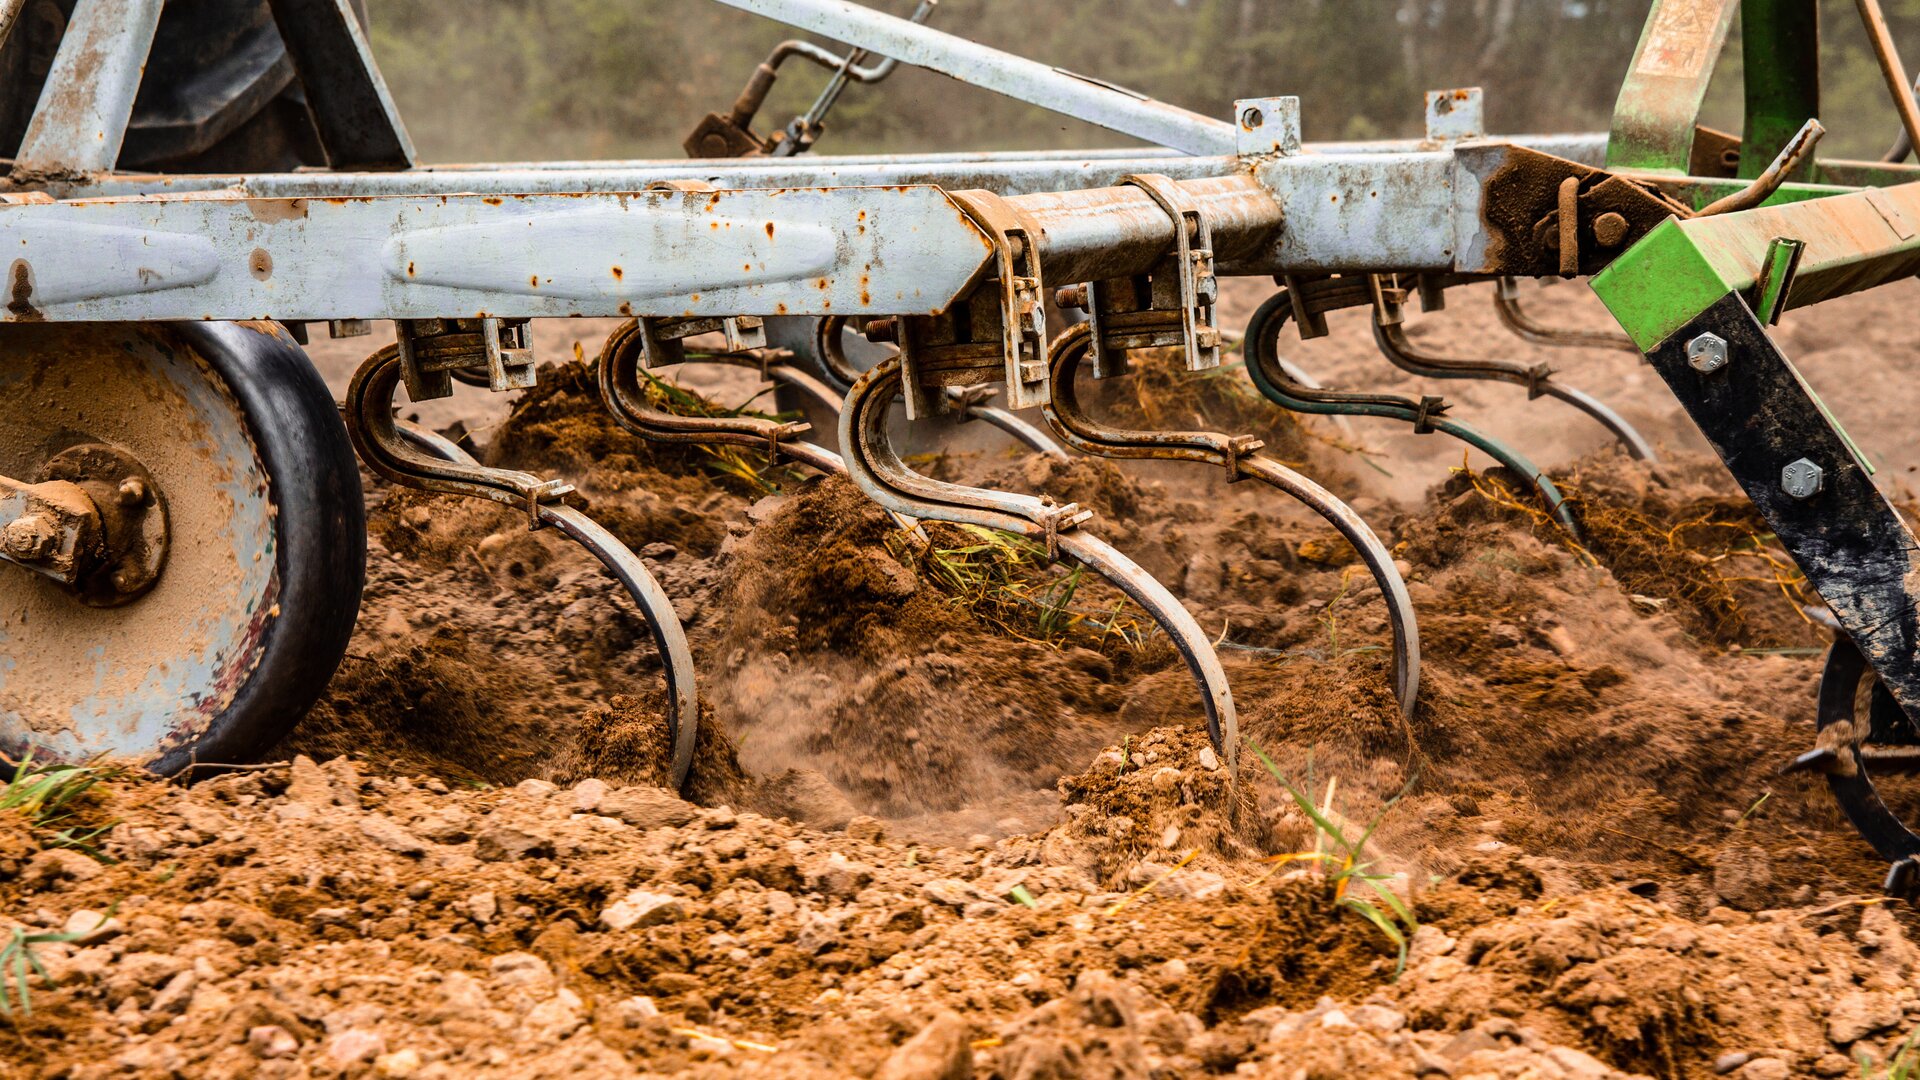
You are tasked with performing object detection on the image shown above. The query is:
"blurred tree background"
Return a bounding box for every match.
[364,0,1920,164]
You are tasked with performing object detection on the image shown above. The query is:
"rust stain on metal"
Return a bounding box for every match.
[8,260,41,320]
[248,248,273,281]
[765,222,775,239]
[612,266,624,280]
[245,198,307,223]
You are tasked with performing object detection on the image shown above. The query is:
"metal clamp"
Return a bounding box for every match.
[395,317,537,401]
[944,189,1049,411]
[1118,173,1220,371]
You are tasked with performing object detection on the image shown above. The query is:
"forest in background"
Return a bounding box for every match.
[363,0,1920,164]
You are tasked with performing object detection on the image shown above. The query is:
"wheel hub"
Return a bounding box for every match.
[0,441,169,607]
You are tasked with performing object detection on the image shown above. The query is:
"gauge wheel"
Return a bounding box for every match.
[0,321,363,773]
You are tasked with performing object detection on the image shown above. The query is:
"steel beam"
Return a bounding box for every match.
[1741,0,1821,181]
[13,0,165,175]
[0,186,994,323]
[1637,293,1920,729]
[1606,0,1740,174]
[263,0,416,168]
[1593,179,1920,350]
[712,0,1236,155]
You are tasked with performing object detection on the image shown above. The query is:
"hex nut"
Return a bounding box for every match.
[1686,333,1730,373]
[1782,457,1824,500]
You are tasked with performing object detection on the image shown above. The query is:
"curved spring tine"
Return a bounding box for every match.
[947,387,1071,461]
[1244,290,1586,542]
[688,348,847,418]
[603,326,928,544]
[596,319,865,479]
[840,355,1237,764]
[345,349,700,789]
[816,315,1069,459]
[1044,323,1418,720]
[1493,278,1639,354]
[1372,289,1659,462]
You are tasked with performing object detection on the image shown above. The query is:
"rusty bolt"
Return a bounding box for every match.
[1593,212,1631,248]
[1782,458,1824,500]
[861,317,898,344]
[1686,333,1729,374]
[3,514,57,561]
[117,478,147,506]
[1054,283,1090,311]
[110,565,142,594]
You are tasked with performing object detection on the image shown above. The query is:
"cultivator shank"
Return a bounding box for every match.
[7,0,1920,888]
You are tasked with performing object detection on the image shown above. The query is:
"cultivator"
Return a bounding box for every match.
[4,0,1920,889]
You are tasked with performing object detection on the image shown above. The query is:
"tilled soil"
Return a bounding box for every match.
[10,280,1920,1078]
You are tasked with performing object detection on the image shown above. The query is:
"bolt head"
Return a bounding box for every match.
[1782,457,1824,500]
[117,477,147,506]
[1686,333,1730,373]
[1593,211,1631,248]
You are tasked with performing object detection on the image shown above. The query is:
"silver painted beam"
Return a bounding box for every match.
[712,0,1237,155]
[14,0,165,175]
[0,144,1527,326]
[0,185,994,323]
[35,134,1610,201]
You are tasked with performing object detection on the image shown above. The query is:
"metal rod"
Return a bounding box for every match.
[1856,0,1920,168]
[712,0,1236,155]
[1696,118,1825,217]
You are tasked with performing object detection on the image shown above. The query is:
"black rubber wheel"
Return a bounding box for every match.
[0,322,364,773]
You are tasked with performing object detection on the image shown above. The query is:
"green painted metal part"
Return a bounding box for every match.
[1607,0,1741,174]
[1593,179,1920,351]
[1739,0,1821,181]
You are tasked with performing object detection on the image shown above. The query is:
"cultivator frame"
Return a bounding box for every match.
[5,0,1920,886]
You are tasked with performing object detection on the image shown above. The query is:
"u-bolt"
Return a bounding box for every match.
[1371,279,1658,462]
[840,356,1238,764]
[1043,323,1419,720]
[345,346,699,788]
[1244,289,1587,542]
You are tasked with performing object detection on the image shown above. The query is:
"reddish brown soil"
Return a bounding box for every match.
[11,282,1920,1078]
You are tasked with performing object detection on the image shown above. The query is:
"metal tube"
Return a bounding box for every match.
[38,133,1612,201]
[1007,173,1285,284]
[712,0,1236,155]
[1856,0,1920,166]
[1696,117,1825,216]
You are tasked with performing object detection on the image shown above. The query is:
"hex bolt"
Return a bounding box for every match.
[1686,332,1730,374]
[1782,457,1825,500]
[3,514,57,560]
